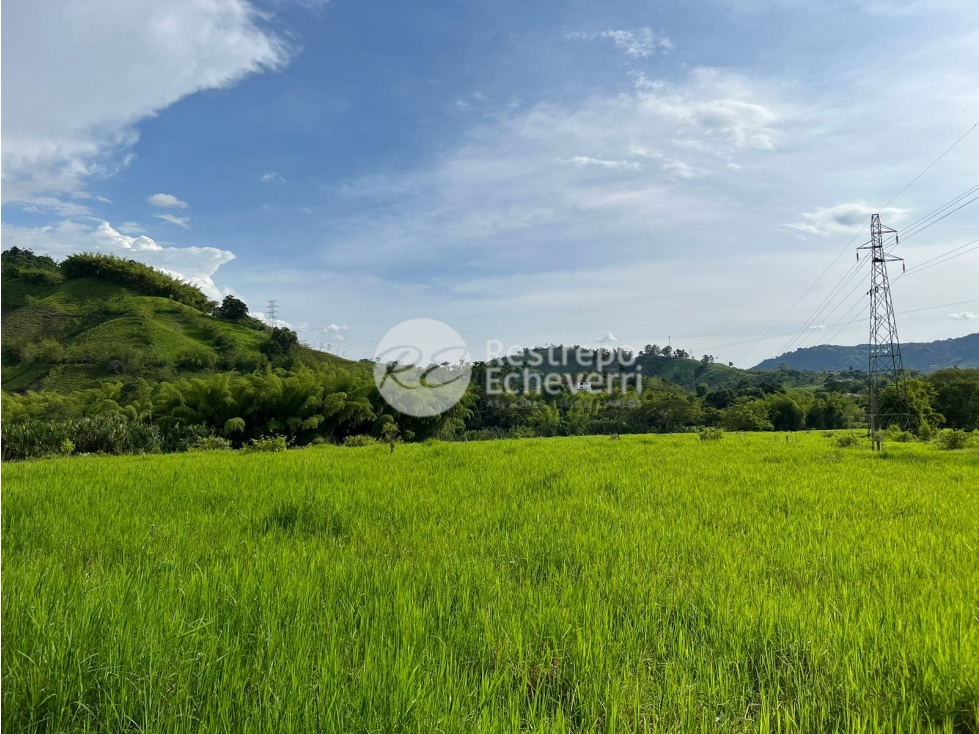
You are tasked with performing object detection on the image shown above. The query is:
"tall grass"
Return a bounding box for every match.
[2,433,977,732]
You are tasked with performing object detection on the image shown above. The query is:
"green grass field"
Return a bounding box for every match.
[3,433,978,732]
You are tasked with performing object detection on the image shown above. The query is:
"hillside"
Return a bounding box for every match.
[499,346,844,391]
[753,332,979,373]
[1,249,349,393]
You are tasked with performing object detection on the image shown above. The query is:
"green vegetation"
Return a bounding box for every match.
[2,249,342,392]
[3,434,977,731]
[753,332,979,372]
[5,250,979,462]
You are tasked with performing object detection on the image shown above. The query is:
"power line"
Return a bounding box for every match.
[785,185,979,358]
[736,120,979,366]
[896,183,979,238]
[774,258,868,358]
[896,237,979,279]
[691,297,979,358]
[791,277,870,371]
[877,121,978,211]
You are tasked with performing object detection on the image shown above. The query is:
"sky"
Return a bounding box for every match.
[2,0,978,366]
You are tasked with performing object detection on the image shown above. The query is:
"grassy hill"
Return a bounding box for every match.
[1,250,348,393]
[753,332,979,372]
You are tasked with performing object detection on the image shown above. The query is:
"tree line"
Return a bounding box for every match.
[4,356,977,460]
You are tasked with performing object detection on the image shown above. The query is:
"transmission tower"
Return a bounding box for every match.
[265,299,279,329]
[857,214,908,448]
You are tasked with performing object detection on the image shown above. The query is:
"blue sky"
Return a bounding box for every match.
[3,0,977,364]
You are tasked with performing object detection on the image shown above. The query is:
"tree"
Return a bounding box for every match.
[765,394,805,431]
[878,379,944,434]
[639,391,702,433]
[720,398,773,432]
[704,388,736,410]
[260,327,299,360]
[216,295,249,322]
[807,393,849,430]
[927,368,979,430]
[382,422,400,452]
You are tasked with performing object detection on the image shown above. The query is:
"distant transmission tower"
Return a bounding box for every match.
[857,214,909,448]
[265,299,279,329]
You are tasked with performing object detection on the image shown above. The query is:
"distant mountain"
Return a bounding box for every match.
[752,333,979,372]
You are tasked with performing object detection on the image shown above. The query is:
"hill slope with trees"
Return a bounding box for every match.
[753,333,979,372]
[2,248,348,393]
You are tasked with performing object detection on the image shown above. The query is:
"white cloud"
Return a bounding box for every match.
[148,193,189,208]
[260,172,285,183]
[320,64,786,277]
[226,18,979,362]
[323,324,349,341]
[566,27,671,58]
[559,156,643,171]
[1,220,235,299]
[949,311,979,320]
[596,333,618,343]
[787,202,908,237]
[115,221,146,235]
[154,213,191,229]
[635,69,781,150]
[1,0,288,202]
[660,159,712,179]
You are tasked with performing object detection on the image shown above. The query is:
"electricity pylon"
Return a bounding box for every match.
[857,214,909,448]
[265,300,279,329]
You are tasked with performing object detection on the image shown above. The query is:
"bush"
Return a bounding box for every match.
[833,433,861,449]
[342,435,378,447]
[157,423,213,453]
[60,253,214,311]
[699,427,724,441]
[935,429,972,451]
[243,435,288,453]
[17,267,65,285]
[189,435,233,452]
[884,426,915,443]
[1,416,160,461]
[176,349,218,370]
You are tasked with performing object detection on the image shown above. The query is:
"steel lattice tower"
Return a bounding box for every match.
[857,214,908,447]
[265,299,279,328]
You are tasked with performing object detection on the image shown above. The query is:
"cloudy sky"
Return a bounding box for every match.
[3,0,977,364]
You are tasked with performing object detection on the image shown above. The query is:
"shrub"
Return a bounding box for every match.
[176,349,218,370]
[699,427,724,441]
[935,429,972,451]
[833,433,861,449]
[60,253,214,311]
[1,416,160,461]
[342,435,378,447]
[157,423,214,453]
[189,435,233,452]
[243,435,288,453]
[884,426,915,443]
[918,422,939,442]
[17,267,65,285]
